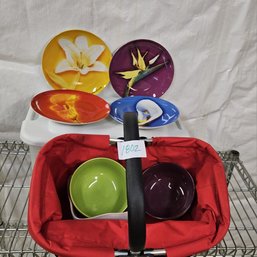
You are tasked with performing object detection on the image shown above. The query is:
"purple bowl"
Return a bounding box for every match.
[143,163,195,220]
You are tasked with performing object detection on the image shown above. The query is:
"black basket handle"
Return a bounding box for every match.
[123,112,146,254]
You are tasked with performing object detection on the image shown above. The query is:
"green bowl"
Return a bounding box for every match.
[69,158,127,217]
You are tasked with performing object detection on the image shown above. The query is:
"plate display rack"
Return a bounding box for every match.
[0,141,256,257]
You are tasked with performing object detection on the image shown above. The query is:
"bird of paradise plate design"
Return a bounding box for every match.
[109,39,174,97]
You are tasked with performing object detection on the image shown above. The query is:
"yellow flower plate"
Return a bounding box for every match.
[42,30,112,94]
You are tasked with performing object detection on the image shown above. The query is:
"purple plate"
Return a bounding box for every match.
[109,39,174,97]
[143,163,195,220]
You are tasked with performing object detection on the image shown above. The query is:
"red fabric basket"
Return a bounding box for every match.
[28,134,230,257]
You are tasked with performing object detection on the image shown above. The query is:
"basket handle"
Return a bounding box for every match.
[123,112,146,255]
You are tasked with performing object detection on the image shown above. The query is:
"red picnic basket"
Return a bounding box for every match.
[28,112,230,257]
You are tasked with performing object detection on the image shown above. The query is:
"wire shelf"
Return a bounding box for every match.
[0,141,256,257]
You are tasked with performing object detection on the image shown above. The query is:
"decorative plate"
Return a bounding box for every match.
[109,39,174,97]
[110,96,179,129]
[31,90,110,125]
[42,30,112,94]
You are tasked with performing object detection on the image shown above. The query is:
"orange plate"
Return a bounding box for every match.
[42,30,112,94]
[31,90,110,125]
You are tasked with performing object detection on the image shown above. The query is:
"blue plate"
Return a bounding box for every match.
[110,96,179,129]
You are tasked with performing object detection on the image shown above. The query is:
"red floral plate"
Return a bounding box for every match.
[31,90,110,125]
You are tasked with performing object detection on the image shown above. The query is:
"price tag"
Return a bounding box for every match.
[117,140,147,160]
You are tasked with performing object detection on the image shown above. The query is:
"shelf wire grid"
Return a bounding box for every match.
[0,141,256,257]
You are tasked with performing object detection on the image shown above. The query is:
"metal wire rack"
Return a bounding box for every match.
[0,141,256,257]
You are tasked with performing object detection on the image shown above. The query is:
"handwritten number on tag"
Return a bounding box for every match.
[122,144,140,155]
[117,140,147,160]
